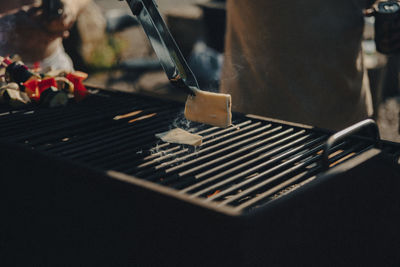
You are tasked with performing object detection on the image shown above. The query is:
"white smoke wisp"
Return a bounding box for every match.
[0,14,16,50]
[148,110,198,158]
[171,110,192,131]
[149,143,162,156]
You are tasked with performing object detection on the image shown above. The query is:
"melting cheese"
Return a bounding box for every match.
[155,128,203,146]
[184,90,232,128]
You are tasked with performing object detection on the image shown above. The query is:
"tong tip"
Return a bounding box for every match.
[170,75,196,96]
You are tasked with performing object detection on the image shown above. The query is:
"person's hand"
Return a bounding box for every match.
[0,0,87,62]
[23,0,79,38]
[40,0,79,38]
[0,4,66,62]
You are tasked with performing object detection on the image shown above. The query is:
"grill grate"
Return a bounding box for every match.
[0,89,375,212]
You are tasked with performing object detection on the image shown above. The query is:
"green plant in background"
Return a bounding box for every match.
[86,34,127,71]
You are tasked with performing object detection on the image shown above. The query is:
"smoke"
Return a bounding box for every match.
[0,13,16,48]
[171,110,192,130]
[219,49,245,84]
[149,110,200,159]
[0,7,48,63]
[188,41,224,92]
[0,8,31,57]
[149,143,164,156]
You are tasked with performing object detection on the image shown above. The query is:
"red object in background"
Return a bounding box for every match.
[3,57,12,66]
[38,77,57,94]
[33,62,41,72]
[66,71,88,101]
[23,79,40,102]
[23,78,57,102]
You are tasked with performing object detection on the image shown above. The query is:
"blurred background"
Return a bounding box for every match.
[64,0,400,142]
[72,0,209,89]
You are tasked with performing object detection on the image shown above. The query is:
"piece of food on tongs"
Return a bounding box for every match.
[184,90,231,128]
[124,0,232,128]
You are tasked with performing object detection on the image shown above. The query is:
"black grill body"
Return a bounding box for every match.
[1,89,400,266]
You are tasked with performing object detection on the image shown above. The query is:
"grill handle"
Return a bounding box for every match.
[322,119,381,170]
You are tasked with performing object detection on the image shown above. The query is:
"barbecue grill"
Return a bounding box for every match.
[1,88,400,266]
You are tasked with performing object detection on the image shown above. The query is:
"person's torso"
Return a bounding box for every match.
[221,0,374,130]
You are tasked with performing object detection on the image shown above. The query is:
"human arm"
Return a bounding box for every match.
[43,0,92,35]
[0,0,91,62]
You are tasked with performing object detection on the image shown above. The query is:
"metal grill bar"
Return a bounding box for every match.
[181,135,326,195]
[165,125,279,174]
[214,144,340,206]
[236,169,319,211]
[133,121,253,169]
[193,132,311,180]
[171,131,312,190]
[155,126,285,186]
[97,121,252,173]
[29,107,160,148]
[178,129,302,178]
[2,96,148,140]
[40,108,165,152]
[232,142,371,210]
[67,114,176,161]
[136,121,251,160]
[132,122,269,177]
[193,137,332,200]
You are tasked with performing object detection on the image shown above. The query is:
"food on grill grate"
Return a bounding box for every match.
[113,110,143,120]
[128,113,157,123]
[0,56,88,106]
[39,86,69,108]
[0,83,31,107]
[0,82,19,92]
[3,60,40,84]
[64,71,89,101]
[54,77,74,95]
[185,89,232,128]
[155,128,203,146]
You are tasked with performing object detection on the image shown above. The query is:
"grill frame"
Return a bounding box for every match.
[1,87,400,265]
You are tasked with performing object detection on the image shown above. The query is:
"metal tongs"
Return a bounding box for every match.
[121,0,198,95]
